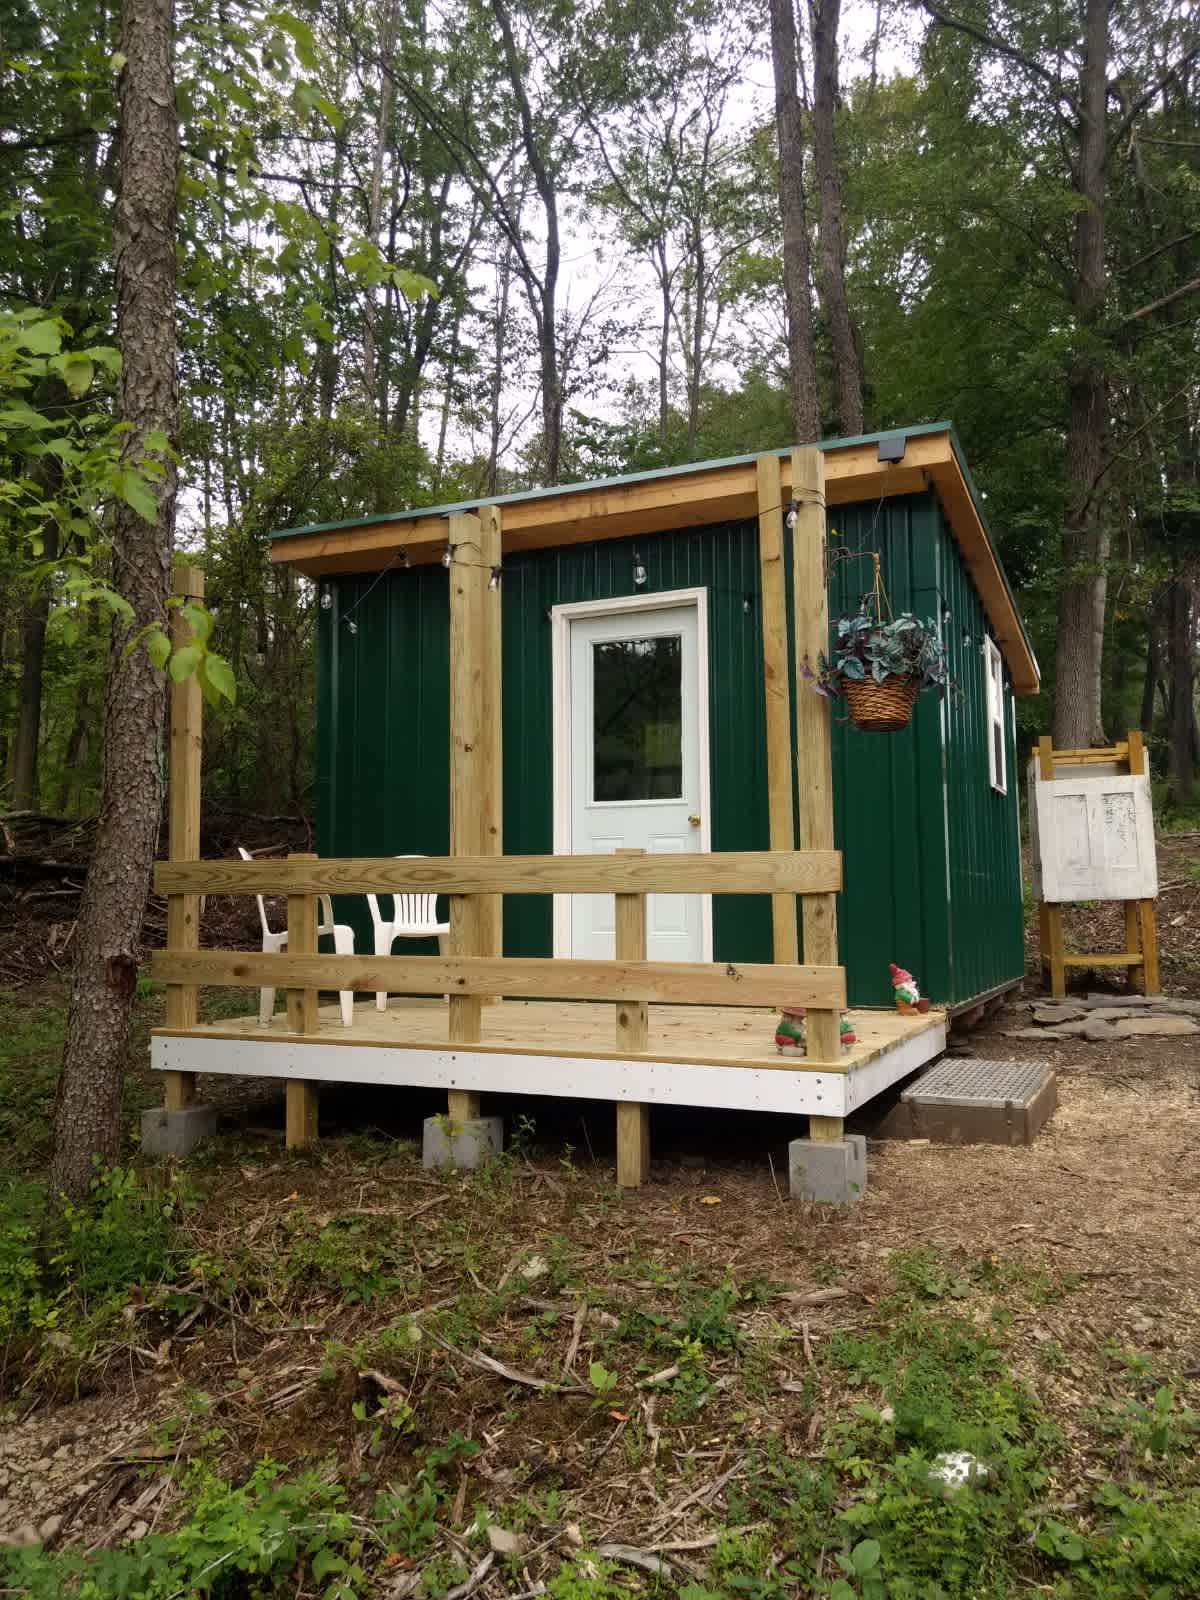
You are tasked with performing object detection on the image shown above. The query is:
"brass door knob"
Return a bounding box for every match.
[688,815,702,827]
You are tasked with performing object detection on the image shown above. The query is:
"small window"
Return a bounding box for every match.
[984,636,1006,793]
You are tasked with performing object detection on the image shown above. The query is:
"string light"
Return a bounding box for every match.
[346,619,358,635]
[489,566,501,590]
[441,546,452,568]
[743,594,753,615]
[320,587,333,610]
[632,552,648,587]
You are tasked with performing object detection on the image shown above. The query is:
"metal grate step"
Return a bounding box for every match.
[903,1058,1052,1110]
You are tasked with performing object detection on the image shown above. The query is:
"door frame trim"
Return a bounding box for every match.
[550,588,713,961]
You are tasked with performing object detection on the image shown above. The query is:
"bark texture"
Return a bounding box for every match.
[768,0,821,443]
[1052,0,1110,748]
[808,0,863,435]
[50,0,179,1200]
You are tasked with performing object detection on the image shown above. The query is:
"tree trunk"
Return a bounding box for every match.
[768,0,821,442]
[491,0,562,483]
[50,0,179,1202]
[1052,0,1110,748]
[1140,600,1160,733]
[808,0,863,436]
[362,0,398,427]
[11,576,51,812]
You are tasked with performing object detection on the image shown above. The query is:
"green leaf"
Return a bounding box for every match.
[18,320,61,356]
[169,643,203,682]
[200,651,236,704]
[181,602,213,643]
[61,355,95,397]
[850,1539,881,1576]
[145,629,171,670]
[110,50,127,71]
[829,1582,856,1600]
[392,268,439,300]
[116,471,159,524]
[143,429,171,453]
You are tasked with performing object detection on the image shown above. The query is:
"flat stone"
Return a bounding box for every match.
[1084,993,1159,1007]
[1111,1016,1199,1037]
[38,1514,63,1544]
[1032,1004,1088,1024]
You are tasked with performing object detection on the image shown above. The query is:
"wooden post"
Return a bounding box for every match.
[756,453,798,965]
[285,850,319,1147]
[1045,904,1066,1000]
[1037,735,1059,996]
[1124,730,1160,995]
[448,510,484,1116]
[614,849,650,1187]
[809,1115,843,1143]
[790,446,840,1094]
[1138,899,1160,995]
[164,566,204,1113]
[477,503,503,993]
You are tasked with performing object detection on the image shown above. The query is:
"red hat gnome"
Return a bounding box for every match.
[889,962,931,1015]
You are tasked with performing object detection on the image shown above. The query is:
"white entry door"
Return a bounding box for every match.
[555,595,710,962]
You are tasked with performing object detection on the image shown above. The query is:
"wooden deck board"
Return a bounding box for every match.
[154,1000,943,1076]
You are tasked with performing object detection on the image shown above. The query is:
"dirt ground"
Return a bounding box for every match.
[1,824,1197,1588]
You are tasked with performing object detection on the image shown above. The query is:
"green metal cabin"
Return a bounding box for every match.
[272,423,1039,1014]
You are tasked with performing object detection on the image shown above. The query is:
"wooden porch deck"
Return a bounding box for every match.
[151,1001,947,1121]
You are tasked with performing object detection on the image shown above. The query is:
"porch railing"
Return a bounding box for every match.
[152,848,846,1032]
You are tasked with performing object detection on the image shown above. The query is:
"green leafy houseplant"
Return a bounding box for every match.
[811,612,949,732]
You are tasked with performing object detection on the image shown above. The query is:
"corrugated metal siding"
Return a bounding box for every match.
[315,493,1025,1007]
[823,495,952,1006]
[935,503,1025,1003]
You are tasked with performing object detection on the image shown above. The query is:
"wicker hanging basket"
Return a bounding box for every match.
[842,674,919,732]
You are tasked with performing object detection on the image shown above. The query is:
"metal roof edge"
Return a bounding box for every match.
[945,424,1041,690]
[268,422,957,543]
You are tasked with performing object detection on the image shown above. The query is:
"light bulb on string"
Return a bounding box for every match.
[320,587,333,610]
[346,618,358,636]
[633,552,647,588]
[489,566,501,591]
[441,546,452,569]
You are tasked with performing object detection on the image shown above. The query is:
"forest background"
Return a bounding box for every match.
[2,0,1198,826]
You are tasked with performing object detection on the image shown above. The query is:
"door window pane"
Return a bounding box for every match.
[593,635,682,801]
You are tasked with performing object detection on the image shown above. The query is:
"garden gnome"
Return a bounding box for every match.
[775,1007,857,1054]
[775,1006,806,1055]
[889,962,931,1014]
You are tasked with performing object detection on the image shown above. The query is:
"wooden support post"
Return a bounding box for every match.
[756,453,799,965]
[164,566,204,1113]
[1037,734,1054,781]
[477,503,503,993]
[285,850,319,1146]
[1138,898,1160,995]
[615,849,650,1187]
[809,1115,844,1143]
[1045,904,1066,999]
[1126,728,1146,776]
[448,511,485,1112]
[1039,901,1052,987]
[790,446,840,1062]
[1124,901,1144,993]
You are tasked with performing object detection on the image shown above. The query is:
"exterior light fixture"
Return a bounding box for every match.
[877,434,907,464]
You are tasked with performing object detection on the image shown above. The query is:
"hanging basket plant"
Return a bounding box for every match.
[807,554,948,732]
[814,612,949,731]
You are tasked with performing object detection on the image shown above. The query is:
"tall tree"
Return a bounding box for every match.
[808,0,863,434]
[768,0,820,441]
[50,0,179,1198]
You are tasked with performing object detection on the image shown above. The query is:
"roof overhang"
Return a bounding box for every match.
[271,424,1040,694]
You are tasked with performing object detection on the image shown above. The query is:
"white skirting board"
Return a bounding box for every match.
[151,1022,947,1119]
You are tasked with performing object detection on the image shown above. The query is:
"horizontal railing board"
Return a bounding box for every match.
[151,951,847,1009]
[154,850,842,898]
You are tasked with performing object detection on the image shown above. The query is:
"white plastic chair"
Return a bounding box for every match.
[367,855,450,1011]
[238,846,356,1027]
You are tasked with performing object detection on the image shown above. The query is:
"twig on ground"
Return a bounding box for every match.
[562,1301,587,1378]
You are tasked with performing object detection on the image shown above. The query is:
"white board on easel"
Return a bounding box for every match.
[1028,768,1158,903]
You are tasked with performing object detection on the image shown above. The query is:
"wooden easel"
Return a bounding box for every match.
[1037,731,1159,999]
